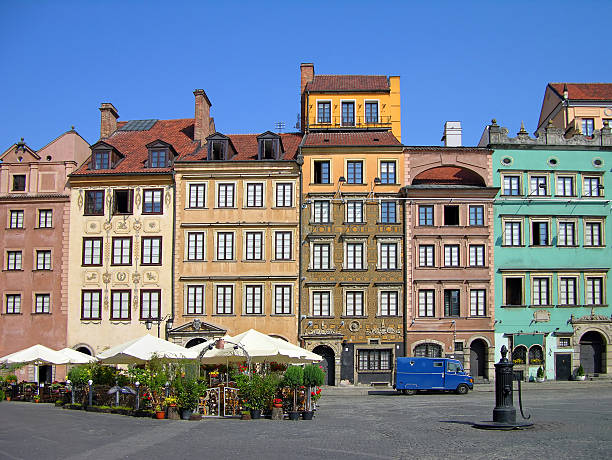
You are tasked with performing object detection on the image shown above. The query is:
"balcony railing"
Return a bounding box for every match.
[308,116,393,131]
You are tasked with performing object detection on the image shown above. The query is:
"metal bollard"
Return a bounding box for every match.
[135,382,140,410]
[88,379,93,407]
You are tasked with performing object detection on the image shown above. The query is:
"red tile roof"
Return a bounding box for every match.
[549,83,612,101]
[178,133,303,161]
[303,132,400,147]
[72,119,197,175]
[306,75,389,92]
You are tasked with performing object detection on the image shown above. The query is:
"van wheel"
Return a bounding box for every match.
[456,384,469,395]
[403,389,416,396]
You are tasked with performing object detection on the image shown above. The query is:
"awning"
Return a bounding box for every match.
[513,334,544,348]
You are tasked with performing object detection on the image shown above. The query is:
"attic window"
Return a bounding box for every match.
[209,140,227,160]
[262,139,278,159]
[149,150,168,168]
[92,151,110,169]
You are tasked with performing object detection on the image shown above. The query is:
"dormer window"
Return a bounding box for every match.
[210,140,226,160]
[257,132,282,160]
[93,151,110,169]
[150,150,167,168]
[89,141,124,170]
[145,140,176,168]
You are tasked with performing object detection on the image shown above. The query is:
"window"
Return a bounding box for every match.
[581,118,594,136]
[444,245,459,267]
[92,151,110,169]
[216,232,234,260]
[346,160,363,184]
[419,205,434,226]
[312,243,331,270]
[149,150,167,168]
[312,291,331,316]
[38,210,52,228]
[246,183,263,207]
[503,175,521,196]
[341,101,355,126]
[140,290,161,320]
[111,290,130,320]
[313,160,330,184]
[559,277,577,305]
[12,175,26,191]
[245,232,263,260]
[113,189,133,215]
[209,140,227,160]
[380,161,395,184]
[187,232,205,260]
[528,346,544,365]
[505,277,524,305]
[379,242,397,270]
[84,190,105,215]
[345,291,364,316]
[419,245,434,267]
[585,221,603,246]
[358,350,391,371]
[6,251,22,270]
[418,290,435,317]
[141,237,162,265]
[556,176,575,196]
[9,210,24,228]
[444,289,460,317]
[81,290,101,320]
[346,242,364,270]
[558,222,575,246]
[6,294,21,314]
[189,184,206,208]
[470,289,486,316]
[112,237,132,265]
[217,183,235,207]
[244,285,263,315]
[559,338,571,348]
[365,101,379,123]
[313,200,330,223]
[532,277,550,305]
[274,285,292,314]
[529,176,548,196]
[346,200,363,223]
[186,285,204,315]
[260,138,279,159]
[82,238,102,266]
[380,201,397,223]
[469,245,485,267]
[586,277,604,305]
[142,189,163,214]
[216,285,233,314]
[317,101,331,123]
[504,221,522,246]
[275,231,292,260]
[583,176,602,197]
[414,343,442,358]
[531,221,549,246]
[36,250,51,270]
[35,294,50,314]
[511,346,526,365]
[444,206,459,226]
[469,205,484,226]
[275,183,293,207]
[380,291,399,316]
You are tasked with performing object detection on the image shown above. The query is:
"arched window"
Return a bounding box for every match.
[414,343,442,358]
[185,338,206,348]
[511,346,526,364]
[528,345,544,365]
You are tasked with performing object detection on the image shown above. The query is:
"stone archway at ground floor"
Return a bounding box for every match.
[312,345,335,386]
[580,331,606,374]
[571,315,612,376]
[469,339,488,381]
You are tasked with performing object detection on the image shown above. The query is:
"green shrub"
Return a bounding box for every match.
[577,365,585,377]
[283,366,304,412]
[5,374,18,384]
[303,364,325,387]
[67,365,91,385]
[175,377,206,411]
[536,366,544,379]
[0,388,5,401]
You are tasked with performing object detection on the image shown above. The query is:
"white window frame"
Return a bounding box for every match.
[38,209,52,228]
[274,284,292,315]
[584,220,604,247]
[555,175,576,197]
[557,220,576,247]
[244,284,264,315]
[531,276,552,306]
[215,284,234,315]
[315,99,332,124]
[558,275,578,306]
[470,289,487,316]
[364,99,380,124]
[503,219,523,246]
[469,205,484,226]
[311,290,332,317]
[418,289,435,317]
[443,244,460,267]
[502,174,522,196]
[528,174,549,196]
[274,231,292,260]
[186,231,206,261]
[141,237,162,265]
[6,251,22,270]
[379,200,397,223]
[345,240,365,270]
[340,99,357,127]
[379,159,396,184]
[418,244,435,267]
[216,182,236,208]
[216,232,235,261]
[35,293,51,314]
[379,290,399,316]
[110,290,130,320]
[244,231,264,261]
[378,240,398,270]
[312,199,331,223]
[583,175,603,197]
[530,218,551,246]
[187,182,207,208]
[6,294,21,314]
[275,182,293,207]
[36,250,52,270]
[585,275,605,305]
[346,158,364,184]
[9,210,24,229]
[311,240,333,270]
[185,285,205,315]
[345,290,365,316]
[245,182,264,208]
[469,244,485,267]
[346,200,364,223]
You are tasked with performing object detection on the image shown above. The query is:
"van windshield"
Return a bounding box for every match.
[447,362,461,373]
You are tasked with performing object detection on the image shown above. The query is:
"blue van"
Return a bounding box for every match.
[394,357,474,395]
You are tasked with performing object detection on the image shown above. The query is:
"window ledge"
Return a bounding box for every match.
[501,304,528,308]
[213,260,237,263]
[185,259,208,263]
[186,207,209,210]
[34,227,55,230]
[140,263,162,267]
[356,369,392,374]
[242,313,265,317]
[343,222,366,226]
[183,314,206,317]
[80,319,102,323]
[557,245,579,248]
[376,222,400,225]
[271,313,294,317]
[3,269,24,272]
[242,260,266,263]
[528,305,554,308]
[272,259,295,262]
[109,319,131,323]
[32,269,53,272]
[2,313,23,316]
[31,312,51,315]
[584,245,604,248]
[272,206,294,210]
[6,228,25,230]
[307,268,335,272]
[341,269,368,272]
[306,316,334,319]
[341,315,368,319]
[212,314,237,317]
[376,269,401,272]
[375,315,401,318]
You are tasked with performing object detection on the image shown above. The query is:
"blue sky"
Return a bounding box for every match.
[1,0,611,150]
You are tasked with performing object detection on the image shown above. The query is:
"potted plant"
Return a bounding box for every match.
[302,364,325,420]
[536,366,545,383]
[283,366,304,421]
[33,394,41,403]
[0,388,5,402]
[576,365,586,381]
[175,377,205,420]
[272,398,283,408]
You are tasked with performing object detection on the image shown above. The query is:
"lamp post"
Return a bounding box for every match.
[145,315,173,338]
[87,379,93,407]
[135,381,140,410]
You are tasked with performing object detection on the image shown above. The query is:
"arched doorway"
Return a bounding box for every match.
[414,343,442,358]
[470,339,488,380]
[185,338,206,348]
[75,346,92,356]
[313,345,335,386]
[580,331,606,374]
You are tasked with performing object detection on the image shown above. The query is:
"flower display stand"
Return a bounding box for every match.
[271,407,283,420]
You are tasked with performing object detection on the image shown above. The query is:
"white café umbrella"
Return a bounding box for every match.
[57,348,98,364]
[0,344,70,366]
[97,334,197,365]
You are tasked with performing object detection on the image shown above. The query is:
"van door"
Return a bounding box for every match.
[445,361,460,390]
[431,360,445,388]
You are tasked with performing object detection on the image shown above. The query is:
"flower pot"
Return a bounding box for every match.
[273,403,283,408]
[155,411,166,419]
[241,412,251,420]
[288,411,300,421]
[180,409,193,420]
[576,375,586,381]
[250,409,262,419]
[536,378,545,383]
[302,410,314,420]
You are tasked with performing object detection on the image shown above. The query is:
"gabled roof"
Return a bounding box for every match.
[306,75,389,92]
[72,118,197,176]
[549,83,612,101]
[303,132,401,147]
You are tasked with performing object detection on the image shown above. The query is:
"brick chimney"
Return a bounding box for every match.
[300,63,315,133]
[194,89,212,145]
[99,103,119,139]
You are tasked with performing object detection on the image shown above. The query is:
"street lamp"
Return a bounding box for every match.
[144,315,173,338]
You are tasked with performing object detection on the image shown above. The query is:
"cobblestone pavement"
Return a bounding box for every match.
[0,382,610,460]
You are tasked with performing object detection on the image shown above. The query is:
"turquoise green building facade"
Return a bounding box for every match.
[480,121,612,380]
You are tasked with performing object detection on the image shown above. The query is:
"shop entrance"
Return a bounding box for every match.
[580,331,606,374]
[469,339,488,380]
[313,345,335,386]
[555,353,571,380]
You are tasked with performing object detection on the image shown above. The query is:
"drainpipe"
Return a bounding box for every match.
[297,142,305,345]
[401,191,408,356]
[168,170,176,340]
